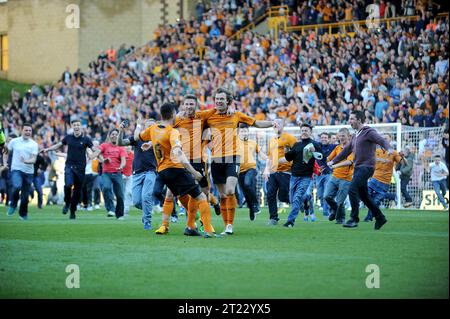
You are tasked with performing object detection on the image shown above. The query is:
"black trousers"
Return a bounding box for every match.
[153,173,177,217]
[348,166,384,222]
[64,166,85,214]
[400,176,412,202]
[153,174,166,206]
[267,172,290,221]
[81,174,96,207]
[238,168,258,213]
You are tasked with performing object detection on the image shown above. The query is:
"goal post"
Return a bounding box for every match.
[249,123,446,210]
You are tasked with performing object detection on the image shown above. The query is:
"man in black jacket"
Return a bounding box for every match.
[31,149,49,209]
[396,146,414,207]
[277,123,322,227]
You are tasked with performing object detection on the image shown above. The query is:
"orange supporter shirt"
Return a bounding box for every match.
[344,7,352,21]
[200,23,208,34]
[238,139,260,173]
[277,110,288,118]
[327,144,354,182]
[373,148,402,184]
[92,159,99,174]
[139,123,184,172]
[322,7,332,22]
[206,111,256,159]
[255,112,266,121]
[268,132,297,172]
[225,24,233,37]
[174,109,216,161]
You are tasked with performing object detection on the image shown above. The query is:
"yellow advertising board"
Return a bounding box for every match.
[420,190,449,210]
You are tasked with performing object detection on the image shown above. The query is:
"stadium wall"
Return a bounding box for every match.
[78,0,142,70]
[0,0,192,83]
[0,2,7,79]
[4,0,80,83]
[0,4,6,31]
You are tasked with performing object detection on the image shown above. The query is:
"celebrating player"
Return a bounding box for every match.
[237,123,267,221]
[206,87,274,235]
[139,102,218,238]
[154,95,219,236]
[263,118,297,226]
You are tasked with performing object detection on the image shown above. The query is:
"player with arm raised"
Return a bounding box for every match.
[139,103,218,238]
[162,95,217,236]
[206,87,274,235]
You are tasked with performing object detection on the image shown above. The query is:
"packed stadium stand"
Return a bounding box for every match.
[0,0,448,209]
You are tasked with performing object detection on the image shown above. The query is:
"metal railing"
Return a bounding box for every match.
[285,12,449,36]
[229,5,289,40]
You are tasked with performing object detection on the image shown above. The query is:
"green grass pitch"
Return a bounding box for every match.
[0,205,448,299]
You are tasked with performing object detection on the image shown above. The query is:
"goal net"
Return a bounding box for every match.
[249,123,447,210]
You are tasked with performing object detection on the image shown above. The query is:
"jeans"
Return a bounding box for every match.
[236,184,244,207]
[10,170,33,217]
[366,178,390,219]
[348,166,384,222]
[324,175,351,221]
[102,173,124,218]
[303,181,314,216]
[93,175,101,205]
[238,168,259,213]
[32,173,45,208]
[132,171,156,225]
[123,175,133,214]
[287,176,312,224]
[316,173,331,215]
[64,165,85,214]
[432,179,448,208]
[400,176,412,203]
[267,172,291,221]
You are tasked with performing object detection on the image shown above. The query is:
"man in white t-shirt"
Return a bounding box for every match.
[7,123,39,219]
[429,154,449,210]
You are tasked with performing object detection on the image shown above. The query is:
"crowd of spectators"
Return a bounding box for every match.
[0,0,448,150]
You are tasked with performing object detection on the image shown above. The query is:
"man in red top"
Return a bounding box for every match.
[122,146,134,216]
[98,129,127,220]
